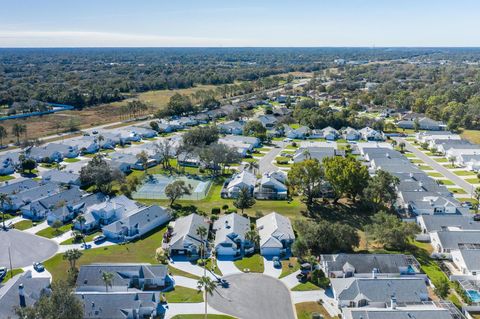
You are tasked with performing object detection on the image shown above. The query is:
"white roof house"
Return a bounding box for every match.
[451,249,480,277]
[256,212,295,256]
[213,213,251,257]
[254,171,288,200]
[223,170,256,198]
[168,213,209,257]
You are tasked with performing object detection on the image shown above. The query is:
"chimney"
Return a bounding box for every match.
[390,295,397,309]
[19,283,26,308]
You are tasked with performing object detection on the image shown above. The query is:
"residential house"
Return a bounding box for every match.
[342,307,456,319]
[331,277,428,308]
[398,191,465,216]
[284,125,310,139]
[293,146,336,163]
[167,213,209,257]
[457,154,480,171]
[41,170,81,186]
[0,271,51,319]
[451,249,480,277]
[342,127,360,141]
[76,264,171,292]
[129,126,158,139]
[177,152,201,167]
[430,230,480,254]
[255,114,278,128]
[109,152,156,171]
[222,170,256,198]
[220,135,261,148]
[254,171,288,200]
[6,181,60,212]
[320,254,420,278]
[156,122,176,134]
[358,127,385,141]
[256,212,295,257]
[47,192,106,226]
[218,120,244,135]
[63,136,99,154]
[95,132,120,149]
[416,131,461,144]
[213,213,252,257]
[397,116,446,131]
[322,126,340,141]
[0,152,20,175]
[0,179,39,197]
[26,143,79,162]
[102,205,171,242]
[417,215,480,236]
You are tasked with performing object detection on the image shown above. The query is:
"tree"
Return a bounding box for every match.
[0,125,7,148]
[155,139,174,170]
[196,225,208,276]
[474,187,480,214]
[20,157,37,174]
[434,277,450,299]
[288,159,324,208]
[245,228,260,250]
[197,276,217,319]
[291,237,309,260]
[0,193,12,230]
[243,120,267,141]
[245,160,259,175]
[448,155,456,168]
[413,118,420,132]
[363,170,399,212]
[51,220,63,236]
[12,123,26,144]
[323,157,370,202]
[365,211,420,250]
[136,151,149,173]
[75,215,86,233]
[62,249,83,271]
[150,121,160,132]
[15,280,83,319]
[80,155,123,193]
[165,180,192,206]
[158,93,194,117]
[233,186,256,214]
[182,125,219,147]
[398,142,406,153]
[102,271,114,292]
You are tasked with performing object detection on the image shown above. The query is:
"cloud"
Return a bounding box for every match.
[0,30,243,47]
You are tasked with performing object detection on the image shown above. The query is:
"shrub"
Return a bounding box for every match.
[211,215,219,222]
[222,204,229,210]
[310,269,330,289]
[227,208,237,214]
[211,207,221,215]
[291,142,297,147]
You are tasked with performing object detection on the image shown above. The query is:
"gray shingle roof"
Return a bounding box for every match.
[213,213,250,247]
[419,215,480,233]
[435,231,480,251]
[0,179,39,195]
[343,308,455,319]
[102,205,170,234]
[169,213,209,250]
[321,254,416,274]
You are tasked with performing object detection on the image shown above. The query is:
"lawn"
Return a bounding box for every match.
[36,224,73,239]
[404,153,416,158]
[234,254,264,273]
[63,158,81,163]
[169,265,201,280]
[418,165,433,171]
[164,286,203,303]
[1,269,24,283]
[457,198,478,205]
[291,281,321,291]
[60,231,102,245]
[461,129,480,144]
[295,302,336,319]
[171,315,236,319]
[13,220,33,230]
[44,226,167,282]
[427,172,444,178]
[434,158,449,163]
[437,179,455,186]
[0,175,15,182]
[410,159,424,164]
[449,188,467,194]
[466,178,480,184]
[454,170,477,176]
[279,257,300,278]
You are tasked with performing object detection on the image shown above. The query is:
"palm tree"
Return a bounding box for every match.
[62,249,83,271]
[196,225,208,276]
[0,193,12,230]
[197,276,217,319]
[398,142,406,153]
[75,215,86,234]
[302,149,311,160]
[448,156,456,168]
[306,255,317,273]
[245,228,260,251]
[102,271,114,292]
[12,123,26,145]
[0,125,7,148]
[474,187,480,214]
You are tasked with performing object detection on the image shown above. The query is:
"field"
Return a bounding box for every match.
[461,129,480,144]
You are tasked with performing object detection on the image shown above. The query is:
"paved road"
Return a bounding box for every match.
[0,229,58,268]
[394,137,475,196]
[209,273,295,319]
[259,141,286,174]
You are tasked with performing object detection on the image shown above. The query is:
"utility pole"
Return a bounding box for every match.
[8,245,13,279]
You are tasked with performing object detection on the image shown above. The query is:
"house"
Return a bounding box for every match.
[342,307,456,319]
[76,264,171,292]
[358,127,385,141]
[177,152,201,167]
[256,212,295,257]
[417,215,480,235]
[0,152,20,175]
[0,271,51,319]
[213,213,252,257]
[320,254,420,278]
[6,181,60,212]
[109,152,156,171]
[284,125,310,139]
[102,205,171,242]
[342,127,360,141]
[397,116,446,131]
[156,122,176,133]
[220,135,261,148]
[457,154,480,171]
[74,195,140,233]
[0,179,39,197]
[222,170,256,198]
[445,145,480,161]
[430,230,480,254]
[76,292,166,319]
[96,132,120,149]
[255,114,278,128]
[167,213,209,257]
[254,171,288,200]
[322,126,340,141]
[41,169,81,186]
[451,249,480,277]
[293,146,336,163]
[129,126,158,139]
[398,191,465,216]
[47,192,106,226]
[331,277,429,308]
[26,143,79,162]
[218,120,244,135]
[416,131,461,144]
[63,136,99,154]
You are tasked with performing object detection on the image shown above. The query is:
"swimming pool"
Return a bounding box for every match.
[133,174,212,200]
[467,289,480,302]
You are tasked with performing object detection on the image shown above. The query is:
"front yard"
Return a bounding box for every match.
[164,286,203,303]
[36,224,72,238]
[295,302,337,319]
[234,254,264,273]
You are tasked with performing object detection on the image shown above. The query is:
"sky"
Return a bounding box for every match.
[1,0,480,47]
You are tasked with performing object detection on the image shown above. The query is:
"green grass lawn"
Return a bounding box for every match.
[60,231,102,245]
[242,157,258,163]
[1,269,23,283]
[171,315,236,319]
[449,188,468,194]
[437,179,455,186]
[291,281,321,291]
[295,302,336,319]
[44,226,167,282]
[0,175,15,182]
[234,254,264,273]
[256,147,272,152]
[434,158,449,163]
[443,164,456,169]
[418,165,433,171]
[427,172,444,178]
[465,178,480,184]
[461,129,480,144]
[164,286,203,303]
[63,158,81,163]
[404,153,416,158]
[285,145,299,150]
[36,224,72,239]
[454,170,477,176]
[279,257,300,278]
[410,159,424,164]
[13,220,33,230]
[169,265,201,280]
[457,198,478,205]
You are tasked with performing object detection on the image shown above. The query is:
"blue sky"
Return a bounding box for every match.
[1,0,479,47]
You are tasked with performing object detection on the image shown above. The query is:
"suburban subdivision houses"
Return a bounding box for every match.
[256,212,295,257]
[222,170,288,200]
[25,143,79,162]
[397,114,446,130]
[430,230,480,255]
[166,213,209,258]
[212,213,253,257]
[0,152,20,176]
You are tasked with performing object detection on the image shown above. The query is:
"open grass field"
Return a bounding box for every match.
[461,129,480,144]
[44,226,167,282]
[295,302,337,319]
[234,254,264,273]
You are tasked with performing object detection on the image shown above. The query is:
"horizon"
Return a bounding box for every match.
[2,0,480,48]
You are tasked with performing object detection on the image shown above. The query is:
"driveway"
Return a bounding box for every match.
[263,257,282,278]
[259,141,285,174]
[216,258,242,276]
[208,273,295,319]
[0,229,58,268]
[394,137,475,196]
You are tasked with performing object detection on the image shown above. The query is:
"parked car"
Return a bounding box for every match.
[33,262,44,272]
[474,214,480,222]
[92,130,98,135]
[463,201,474,209]
[272,256,282,269]
[93,235,106,244]
[296,272,307,283]
[0,267,7,279]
